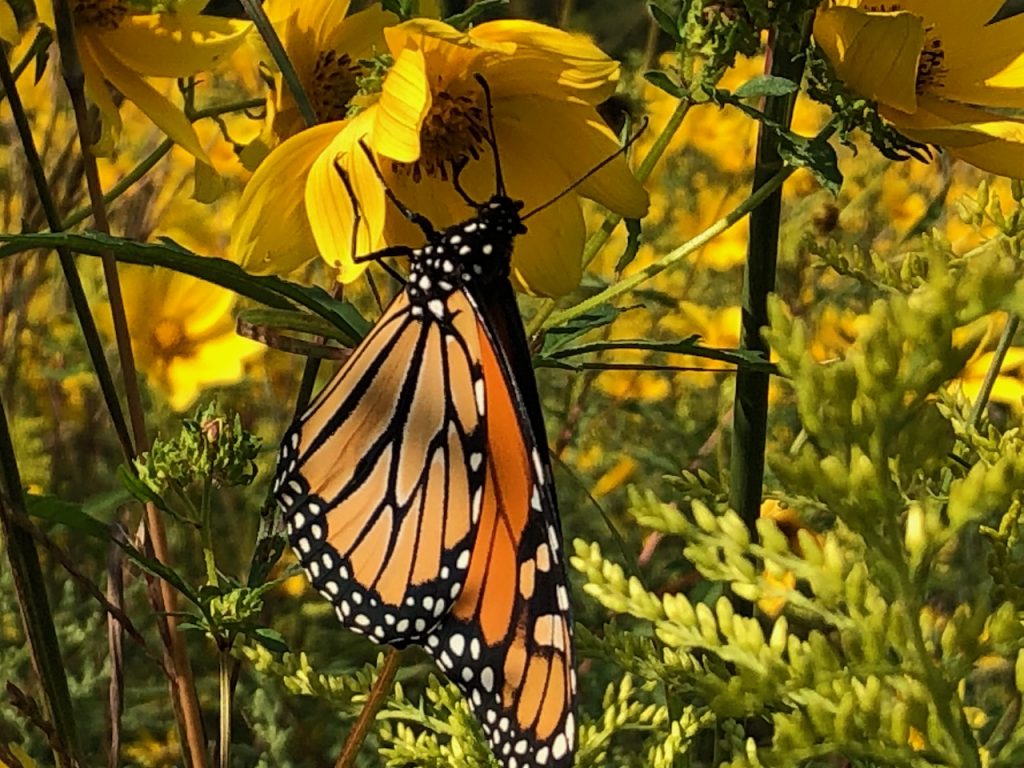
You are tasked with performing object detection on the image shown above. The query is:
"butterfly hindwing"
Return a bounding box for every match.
[423,282,576,768]
[275,287,488,645]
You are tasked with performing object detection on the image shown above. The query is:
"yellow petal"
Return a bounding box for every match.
[97,13,252,78]
[36,0,53,29]
[78,38,122,155]
[306,112,387,282]
[883,96,1024,177]
[471,20,620,103]
[372,45,430,163]
[0,0,19,44]
[165,332,263,412]
[813,6,923,114]
[494,98,648,218]
[510,190,584,296]
[86,38,211,162]
[325,4,398,61]
[233,122,341,274]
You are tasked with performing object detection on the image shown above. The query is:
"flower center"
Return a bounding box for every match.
[398,91,488,183]
[71,0,129,30]
[860,4,947,94]
[152,319,194,360]
[915,32,946,92]
[311,51,362,123]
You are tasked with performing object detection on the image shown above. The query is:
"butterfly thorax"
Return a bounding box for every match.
[406,195,526,320]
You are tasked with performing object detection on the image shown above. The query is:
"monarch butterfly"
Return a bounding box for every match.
[273,78,636,768]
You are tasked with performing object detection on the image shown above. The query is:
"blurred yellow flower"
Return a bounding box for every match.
[36,0,250,160]
[238,15,649,297]
[952,313,1024,411]
[102,266,263,412]
[0,0,18,43]
[814,0,1024,177]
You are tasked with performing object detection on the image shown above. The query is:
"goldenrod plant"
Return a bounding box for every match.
[3,1,1024,766]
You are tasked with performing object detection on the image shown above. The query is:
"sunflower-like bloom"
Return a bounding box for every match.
[105,266,264,411]
[814,0,1024,177]
[236,14,649,297]
[36,0,250,160]
[231,0,396,275]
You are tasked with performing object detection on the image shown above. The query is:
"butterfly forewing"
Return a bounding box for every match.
[275,287,488,645]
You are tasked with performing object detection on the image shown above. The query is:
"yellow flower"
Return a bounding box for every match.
[36,0,250,160]
[0,0,18,44]
[814,0,1024,177]
[952,313,1024,411]
[232,0,396,275]
[238,15,649,297]
[102,266,263,412]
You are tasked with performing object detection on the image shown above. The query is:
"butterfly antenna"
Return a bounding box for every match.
[521,117,648,221]
[356,140,436,238]
[473,73,506,196]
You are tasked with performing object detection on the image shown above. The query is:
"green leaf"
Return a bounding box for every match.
[0,231,372,341]
[777,133,843,196]
[734,75,799,100]
[445,0,508,29]
[539,304,628,356]
[545,337,777,373]
[614,218,644,274]
[25,494,116,538]
[24,490,201,608]
[644,70,686,98]
[648,3,682,43]
[251,627,289,653]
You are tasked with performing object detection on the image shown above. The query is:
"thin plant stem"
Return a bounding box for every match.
[219,648,232,768]
[239,0,316,128]
[967,314,1019,429]
[60,95,265,231]
[51,3,208,765]
[542,161,795,331]
[0,27,51,102]
[334,650,402,768]
[0,39,134,460]
[527,97,693,338]
[728,15,814,541]
[0,395,82,767]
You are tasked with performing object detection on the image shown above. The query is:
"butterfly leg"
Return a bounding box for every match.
[356,141,437,239]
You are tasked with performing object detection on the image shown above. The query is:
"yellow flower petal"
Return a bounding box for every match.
[86,37,211,162]
[0,0,18,44]
[78,37,122,155]
[97,13,251,79]
[883,95,1024,177]
[233,122,341,274]
[494,97,648,218]
[373,45,431,163]
[306,112,387,281]
[36,0,53,28]
[900,0,1024,107]
[471,20,620,103]
[324,4,397,62]
[813,6,923,114]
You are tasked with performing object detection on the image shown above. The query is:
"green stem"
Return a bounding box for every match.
[543,161,796,331]
[0,396,82,767]
[967,314,1019,429]
[0,37,134,461]
[728,15,814,540]
[60,97,265,231]
[238,0,316,128]
[0,27,51,102]
[219,646,232,768]
[202,478,217,586]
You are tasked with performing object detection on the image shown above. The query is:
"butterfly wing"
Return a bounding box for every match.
[424,281,577,768]
[274,289,488,644]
